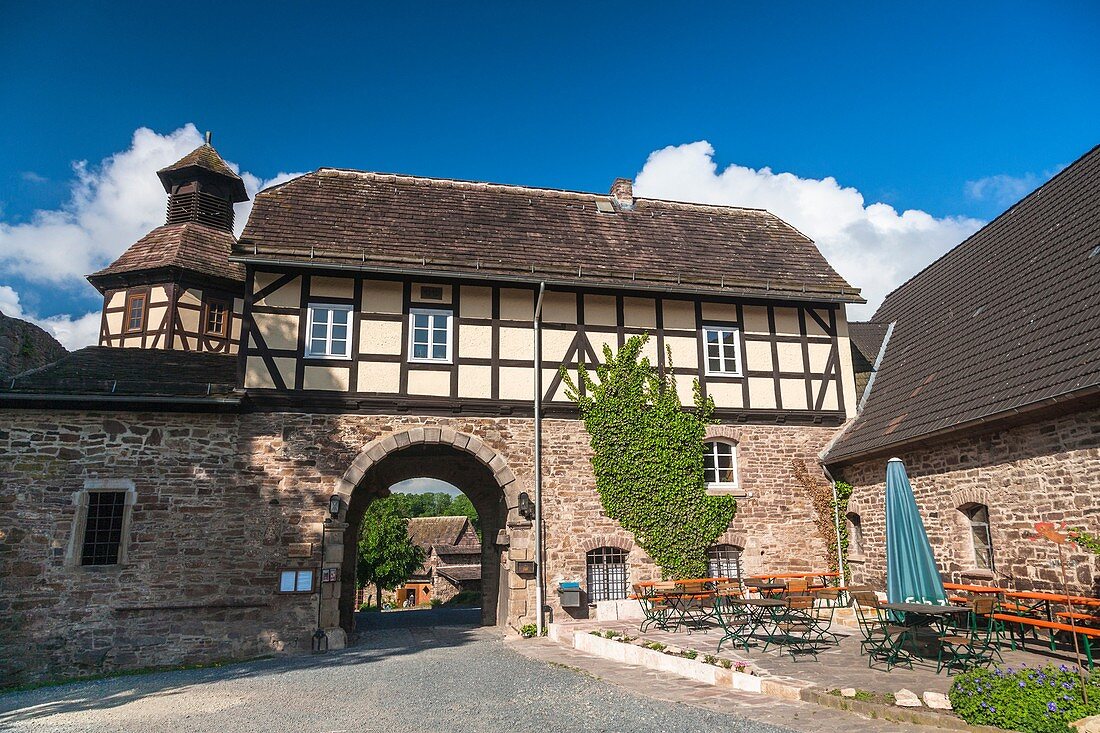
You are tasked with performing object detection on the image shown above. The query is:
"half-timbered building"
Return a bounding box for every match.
[0,139,864,685]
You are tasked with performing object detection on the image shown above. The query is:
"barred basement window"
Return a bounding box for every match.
[68,480,137,567]
[586,547,627,602]
[702,325,741,376]
[707,544,742,581]
[80,491,127,565]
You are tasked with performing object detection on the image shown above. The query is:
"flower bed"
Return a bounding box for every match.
[949,664,1100,733]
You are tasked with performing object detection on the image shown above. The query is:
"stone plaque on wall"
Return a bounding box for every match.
[287,543,312,558]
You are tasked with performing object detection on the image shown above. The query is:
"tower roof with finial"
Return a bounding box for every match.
[157,132,249,202]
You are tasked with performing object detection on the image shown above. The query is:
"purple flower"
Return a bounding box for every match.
[1019,681,1027,688]
[1048,702,1058,712]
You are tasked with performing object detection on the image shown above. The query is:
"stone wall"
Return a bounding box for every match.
[0,407,837,684]
[837,405,1100,596]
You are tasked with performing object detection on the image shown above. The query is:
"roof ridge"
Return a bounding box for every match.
[299,167,774,216]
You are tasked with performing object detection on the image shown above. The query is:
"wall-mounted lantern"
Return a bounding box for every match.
[517,492,535,520]
[328,494,343,517]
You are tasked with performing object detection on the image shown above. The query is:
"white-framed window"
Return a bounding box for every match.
[408,308,452,363]
[702,325,741,375]
[279,569,314,593]
[306,304,353,359]
[703,440,738,490]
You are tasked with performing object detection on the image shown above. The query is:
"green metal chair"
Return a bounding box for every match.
[851,590,912,669]
[714,583,753,652]
[937,596,1003,674]
[764,595,820,660]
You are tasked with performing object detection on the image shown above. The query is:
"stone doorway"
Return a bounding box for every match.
[325,428,525,635]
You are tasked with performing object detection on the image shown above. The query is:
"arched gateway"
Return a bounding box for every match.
[324,427,526,633]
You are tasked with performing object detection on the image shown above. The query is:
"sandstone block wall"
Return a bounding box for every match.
[0,407,836,684]
[838,405,1100,595]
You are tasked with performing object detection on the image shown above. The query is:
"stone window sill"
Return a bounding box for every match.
[705,488,752,499]
[846,554,866,564]
[959,568,995,582]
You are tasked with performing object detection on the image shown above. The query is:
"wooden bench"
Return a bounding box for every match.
[1056,611,1100,625]
[992,613,1100,668]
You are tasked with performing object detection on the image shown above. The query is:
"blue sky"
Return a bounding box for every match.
[1,2,1097,347]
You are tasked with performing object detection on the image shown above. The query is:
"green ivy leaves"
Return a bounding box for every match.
[561,334,736,579]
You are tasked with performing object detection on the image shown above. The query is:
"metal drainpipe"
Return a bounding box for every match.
[821,462,846,584]
[533,282,546,637]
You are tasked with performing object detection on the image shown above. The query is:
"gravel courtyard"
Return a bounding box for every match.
[0,621,916,733]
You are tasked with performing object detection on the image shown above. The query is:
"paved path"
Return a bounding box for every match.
[0,625,922,733]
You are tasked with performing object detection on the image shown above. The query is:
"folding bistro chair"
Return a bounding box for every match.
[937,596,1003,673]
[765,595,819,659]
[851,590,912,669]
[714,582,753,652]
[808,588,842,645]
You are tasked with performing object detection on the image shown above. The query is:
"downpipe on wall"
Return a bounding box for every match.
[820,461,846,584]
[533,282,546,637]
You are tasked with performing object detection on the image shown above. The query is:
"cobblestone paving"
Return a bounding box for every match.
[0,624,920,733]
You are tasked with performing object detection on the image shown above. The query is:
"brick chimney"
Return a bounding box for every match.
[610,178,634,210]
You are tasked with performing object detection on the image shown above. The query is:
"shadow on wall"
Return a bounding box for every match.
[0,625,485,727]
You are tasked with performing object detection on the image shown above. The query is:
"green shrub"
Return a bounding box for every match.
[950,664,1100,733]
[682,649,698,660]
[719,659,732,669]
[429,598,443,607]
[645,642,667,652]
[521,624,539,639]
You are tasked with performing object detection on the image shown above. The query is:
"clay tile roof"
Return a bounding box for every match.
[827,144,1100,464]
[437,565,482,582]
[1,347,239,398]
[235,169,861,302]
[432,544,481,556]
[88,223,245,290]
[405,516,468,548]
[158,143,248,199]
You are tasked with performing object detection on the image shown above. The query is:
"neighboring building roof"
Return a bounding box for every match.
[432,544,481,556]
[157,143,249,202]
[406,516,470,548]
[827,144,1100,464]
[0,347,239,400]
[88,223,246,290]
[437,565,482,583]
[235,169,862,303]
[847,321,891,403]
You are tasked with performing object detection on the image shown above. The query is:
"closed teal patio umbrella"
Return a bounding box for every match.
[885,458,947,605]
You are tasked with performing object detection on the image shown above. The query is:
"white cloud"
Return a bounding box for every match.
[0,124,305,349]
[964,170,1059,207]
[0,285,99,350]
[633,141,984,319]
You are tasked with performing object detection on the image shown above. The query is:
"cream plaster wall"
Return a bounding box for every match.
[584,295,617,327]
[742,306,770,335]
[701,302,738,323]
[255,313,298,351]
[748,377,777,409]
[407,370,450,397]
[459,324,492,359]
[623,297,656,329]
[498,367,534,400]
[499,326,533,361]
[359,362,400,393]
[310,276,355,300]
[303,365,351,391]
[458,365,492,398]
[662,299,695,330]
[363,280,403,314]
[360,319,402,355]
[499,289,533,321]
[460,286,492,319]
[542,292,577,324]
[254,274,301,308]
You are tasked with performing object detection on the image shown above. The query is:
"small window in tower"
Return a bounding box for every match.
[204,300,230,337]
[124,292,147,333]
